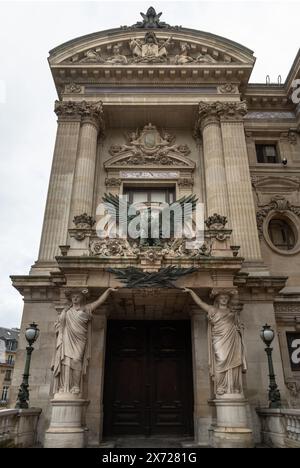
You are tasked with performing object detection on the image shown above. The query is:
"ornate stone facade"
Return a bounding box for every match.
[10,8,300,449]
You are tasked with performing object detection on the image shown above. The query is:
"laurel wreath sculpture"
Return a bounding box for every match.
[106,266,198,289]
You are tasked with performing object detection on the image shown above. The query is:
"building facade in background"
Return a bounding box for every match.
[0,328,19,407]
[9,8,300,447]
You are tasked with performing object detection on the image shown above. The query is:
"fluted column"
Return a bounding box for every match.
[197,102,230,218]
[218,101,262,261]
[69,101,104,223]
[38,101,82,261]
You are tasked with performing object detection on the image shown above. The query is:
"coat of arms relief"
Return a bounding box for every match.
[105,124,192,167]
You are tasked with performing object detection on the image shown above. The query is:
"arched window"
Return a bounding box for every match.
[268,219,296,251]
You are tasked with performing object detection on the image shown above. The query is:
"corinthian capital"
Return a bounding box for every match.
[55,100,82,121]
[196,102,220,132]
[54,100,105,134]
[216,101,248,121]
[79,100,105,134]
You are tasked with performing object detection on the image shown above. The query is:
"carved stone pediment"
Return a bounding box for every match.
[251,175,300,193]
[60,31,244,66]
[104,124,195,169]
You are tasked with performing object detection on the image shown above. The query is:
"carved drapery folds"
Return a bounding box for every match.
[55,100,105,134]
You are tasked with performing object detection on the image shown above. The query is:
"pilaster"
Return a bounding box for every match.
[38,101,82,261]
[218,101,262,262]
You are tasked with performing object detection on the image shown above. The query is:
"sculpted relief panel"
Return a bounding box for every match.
[63,30,236,65]
[104,123,194,168]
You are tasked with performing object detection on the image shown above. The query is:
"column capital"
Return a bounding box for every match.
[54,100,105,134]
[196,102,220,132]
[54,100,82,122]
[216,100,248,121]
[79,100,105,135]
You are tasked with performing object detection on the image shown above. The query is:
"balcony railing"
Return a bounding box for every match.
[0,408,41,448]
[257,407,300,448]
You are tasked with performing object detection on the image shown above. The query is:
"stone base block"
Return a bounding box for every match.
[44,397,89,448]
[213,397,254,448]
[44,427,87,448]
[213,427,253,448]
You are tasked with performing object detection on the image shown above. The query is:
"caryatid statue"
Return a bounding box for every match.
[184,288,247,397]
[51,288,116,396]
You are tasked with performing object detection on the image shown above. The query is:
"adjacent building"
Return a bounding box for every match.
[9,8,300,447]
[0,328,19,406]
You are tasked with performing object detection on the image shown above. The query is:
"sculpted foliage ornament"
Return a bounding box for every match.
[73,213,96,229]
[205,213,228,230]
[107,266,198,289]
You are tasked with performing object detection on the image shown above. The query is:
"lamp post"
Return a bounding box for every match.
[260,323,281,408]
[15,322,40,409]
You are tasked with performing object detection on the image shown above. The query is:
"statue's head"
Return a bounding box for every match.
[113,44,120,54]
[214,294,230,308]
[65,288,89,306]
[71,293,84,306]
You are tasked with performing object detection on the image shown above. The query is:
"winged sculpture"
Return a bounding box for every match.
[102,192,198,246]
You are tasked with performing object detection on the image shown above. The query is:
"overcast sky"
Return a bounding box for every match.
[0,0,299,329]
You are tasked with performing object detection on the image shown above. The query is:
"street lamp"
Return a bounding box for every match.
[260,323,281,408]
[15,322,40,409]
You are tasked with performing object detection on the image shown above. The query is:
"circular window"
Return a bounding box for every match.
[268,218,296,251]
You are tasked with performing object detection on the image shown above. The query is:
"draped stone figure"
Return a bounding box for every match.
[184,288,247,397]
[52,288,115,395]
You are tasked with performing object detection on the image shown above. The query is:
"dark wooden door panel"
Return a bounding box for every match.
[103,320,193,437]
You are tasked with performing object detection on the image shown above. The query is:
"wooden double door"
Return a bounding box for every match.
[103,320,194,437]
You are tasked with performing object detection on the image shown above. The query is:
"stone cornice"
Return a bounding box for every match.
[234,273,288,301]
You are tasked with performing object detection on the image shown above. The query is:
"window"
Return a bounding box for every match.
[1,386,9,401]
[268,219,296,251]
[6,340,16,351]
[124,187,175,205]
[6,355,14,365]
[4,370,11,381]
[256,144,279,164]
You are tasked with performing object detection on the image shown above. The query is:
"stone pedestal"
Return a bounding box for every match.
[44,396,89,448]
[212,396,253,448]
